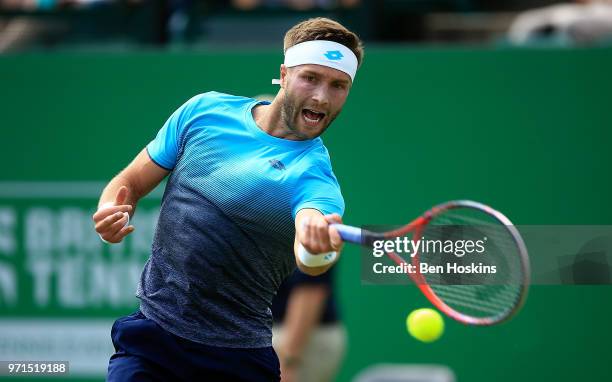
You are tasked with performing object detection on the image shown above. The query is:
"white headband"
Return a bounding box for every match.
[272,40,358,85]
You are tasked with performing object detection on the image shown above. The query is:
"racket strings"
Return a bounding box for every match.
[429,213,520,248]
[429,280,522,318]
[431,286,516,315]
[440,284,520,304]
[416,207,526,319]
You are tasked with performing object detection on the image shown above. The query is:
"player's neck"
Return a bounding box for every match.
[252,96,303,141]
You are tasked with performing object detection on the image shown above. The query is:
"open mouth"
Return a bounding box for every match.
[302,109,326,127]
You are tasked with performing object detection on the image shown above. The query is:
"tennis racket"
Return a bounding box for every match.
[332,200,530,326]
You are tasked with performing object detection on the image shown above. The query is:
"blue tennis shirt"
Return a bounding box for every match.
[136,91,344,348]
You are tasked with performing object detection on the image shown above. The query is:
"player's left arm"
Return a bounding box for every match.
[294,208,344,276]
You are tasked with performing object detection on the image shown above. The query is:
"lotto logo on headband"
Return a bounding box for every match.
[280,40,359,82]
[324,50,344,60]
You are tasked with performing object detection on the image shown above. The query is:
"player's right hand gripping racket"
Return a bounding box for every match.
[333,200,530,326]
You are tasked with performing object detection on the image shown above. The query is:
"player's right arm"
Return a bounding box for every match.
[93,149,169,243]
[294,209,343,276]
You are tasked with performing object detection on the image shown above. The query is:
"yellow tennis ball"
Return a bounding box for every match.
[406,308,444,343]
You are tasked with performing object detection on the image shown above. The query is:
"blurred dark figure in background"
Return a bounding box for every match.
[0,0,160,53]
[272,268,346,382]
[508,0,612,45]
[167,0,188,42]
[0,0,71,52]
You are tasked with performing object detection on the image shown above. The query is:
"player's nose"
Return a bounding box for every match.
[310,86,330,107]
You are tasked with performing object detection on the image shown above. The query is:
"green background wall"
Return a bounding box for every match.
[1,47,611,381]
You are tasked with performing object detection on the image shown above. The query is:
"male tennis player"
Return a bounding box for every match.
[92,17,364,381]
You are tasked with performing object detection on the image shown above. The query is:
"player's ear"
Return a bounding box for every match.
[280,64,287,88]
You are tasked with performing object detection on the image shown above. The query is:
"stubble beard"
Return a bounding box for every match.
[280,90,340,141]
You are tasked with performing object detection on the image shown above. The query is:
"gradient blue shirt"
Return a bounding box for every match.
[136,91,344,348]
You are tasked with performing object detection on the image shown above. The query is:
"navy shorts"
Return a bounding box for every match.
[107,311,280,382]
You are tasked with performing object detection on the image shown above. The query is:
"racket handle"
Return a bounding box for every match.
[330,223,362,244]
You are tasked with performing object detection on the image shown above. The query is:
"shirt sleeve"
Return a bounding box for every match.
[292,155,345,219]
[146,94,204,170]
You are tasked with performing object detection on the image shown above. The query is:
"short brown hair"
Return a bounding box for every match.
[283,18,364,68]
